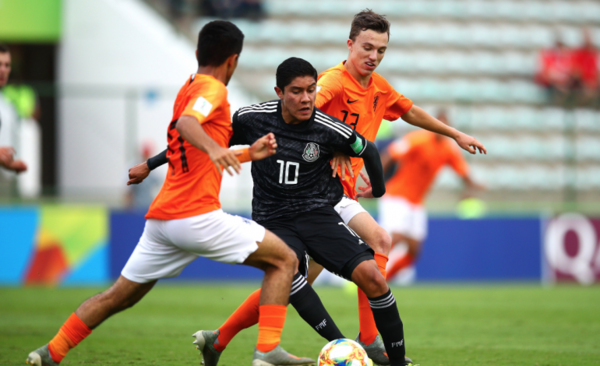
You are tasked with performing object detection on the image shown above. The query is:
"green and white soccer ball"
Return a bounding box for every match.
[318,338,372,366]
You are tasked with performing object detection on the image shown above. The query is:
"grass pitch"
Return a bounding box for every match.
[1,284,599,365]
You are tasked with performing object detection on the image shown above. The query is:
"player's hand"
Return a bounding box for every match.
[331,152,354,179]
[210,146,242,176]
[8,159,27,173]
[249,133,277,161]
[127,161,151,185]
[0,146,15,167]
[356,171,374,199]
[454,132,486,155]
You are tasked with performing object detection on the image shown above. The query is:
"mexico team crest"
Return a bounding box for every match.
[302,142,320,162]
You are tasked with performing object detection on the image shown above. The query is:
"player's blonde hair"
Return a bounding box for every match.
[349,9,390,41]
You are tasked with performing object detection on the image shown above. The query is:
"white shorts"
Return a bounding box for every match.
[378,196,428,242]
[334,196,368,224]
[121,209,265,283]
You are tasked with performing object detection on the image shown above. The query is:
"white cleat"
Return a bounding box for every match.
[192,330,222,366]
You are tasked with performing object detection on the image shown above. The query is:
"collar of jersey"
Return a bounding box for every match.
[276,99,316,131]
[338,60,380,94]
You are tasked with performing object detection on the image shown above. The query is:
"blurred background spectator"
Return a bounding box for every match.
[535,36,573,105]
[0,44,28,197]
[535,29,599,107]
[571,29,598,106]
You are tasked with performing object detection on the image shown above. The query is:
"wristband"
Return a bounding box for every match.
[235,147,252,163]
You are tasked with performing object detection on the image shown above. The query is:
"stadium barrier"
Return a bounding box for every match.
[1,206,597,285]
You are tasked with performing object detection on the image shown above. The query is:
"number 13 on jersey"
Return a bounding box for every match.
[277,160,299,185]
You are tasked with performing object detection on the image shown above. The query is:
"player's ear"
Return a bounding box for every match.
[226,53,238,68]
[274,86,284,99]
[347,38,353,51]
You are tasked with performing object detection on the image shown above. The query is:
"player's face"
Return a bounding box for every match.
[276,76,316,123]
[347,29,388,77]
[0,52,11,87]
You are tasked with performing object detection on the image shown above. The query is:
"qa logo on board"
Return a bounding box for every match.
[544,213,600,285]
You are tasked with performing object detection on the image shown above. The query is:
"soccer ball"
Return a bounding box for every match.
[318,338,372,366]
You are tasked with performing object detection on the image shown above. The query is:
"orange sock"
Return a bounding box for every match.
[357,253,389,345]
[215,289,261,351]
[386,253,414,280]
[48,313,92,363]
[256,304,287,353]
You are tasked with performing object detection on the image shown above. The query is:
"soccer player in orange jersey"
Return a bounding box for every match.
[25,21,314,366]
[378,111,484,281]
[309,10,486,363]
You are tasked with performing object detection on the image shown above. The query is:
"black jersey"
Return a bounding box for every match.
[231,100,369,222]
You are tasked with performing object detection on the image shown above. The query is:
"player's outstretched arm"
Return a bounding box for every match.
[401,106,487,155]
[177,115,241,176]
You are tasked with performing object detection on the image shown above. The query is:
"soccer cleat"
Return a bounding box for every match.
[26,344,59,366]
[355,334,389,366]
[355,334,413,366]
[192,330,222,366]
[252,345,316,366]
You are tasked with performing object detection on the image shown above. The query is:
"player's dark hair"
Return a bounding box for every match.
[276,57,318,91]
[196,21,244,67]
[349,9,390,42]
[0,44,9,53]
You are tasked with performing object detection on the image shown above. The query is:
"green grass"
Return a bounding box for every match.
[1,284,599,365]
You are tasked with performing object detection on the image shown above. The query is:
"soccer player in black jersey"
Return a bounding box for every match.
[131,58,412,366]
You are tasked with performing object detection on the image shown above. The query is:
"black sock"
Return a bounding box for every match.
[289,273,344,341]
[369,289,406,366]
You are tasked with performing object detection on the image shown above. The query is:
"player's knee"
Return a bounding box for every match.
[283,247,298,273]
[271,246,297,274]
[354,262,388,297]
[371,228,391,255]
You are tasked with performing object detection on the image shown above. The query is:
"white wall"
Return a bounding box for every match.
[59,0,254,207]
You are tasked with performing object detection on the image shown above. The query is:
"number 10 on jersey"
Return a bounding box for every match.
[277,160,299,185]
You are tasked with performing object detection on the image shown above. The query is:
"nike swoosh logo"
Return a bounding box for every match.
[347,99,358,104]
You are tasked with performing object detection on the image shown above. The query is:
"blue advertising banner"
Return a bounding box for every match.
[415,218,542,281]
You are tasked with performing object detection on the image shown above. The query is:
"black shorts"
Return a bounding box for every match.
[258,205,374,280]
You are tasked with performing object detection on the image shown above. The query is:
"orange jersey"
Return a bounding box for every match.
[386,130,469,205]
[146,74,232,220]
[316,61,413,198]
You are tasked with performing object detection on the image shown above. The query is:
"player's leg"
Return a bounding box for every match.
[301,207,407,366]
[385,202,427,281]
[335,196,392,350]
[179,213,313,365]
[350,260,407,366]
[27,220,173,365]
[27,277,157,366]
[202,221,344,357]
[306,258,324,285]
[386,234,421,280]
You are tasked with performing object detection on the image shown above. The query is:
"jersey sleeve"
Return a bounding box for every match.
[333,128,369,158]
[316,73,344,109]
[229,110,251,147]
[383,84,413,121]
[181,83,227,124]
[448,146,469,177]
